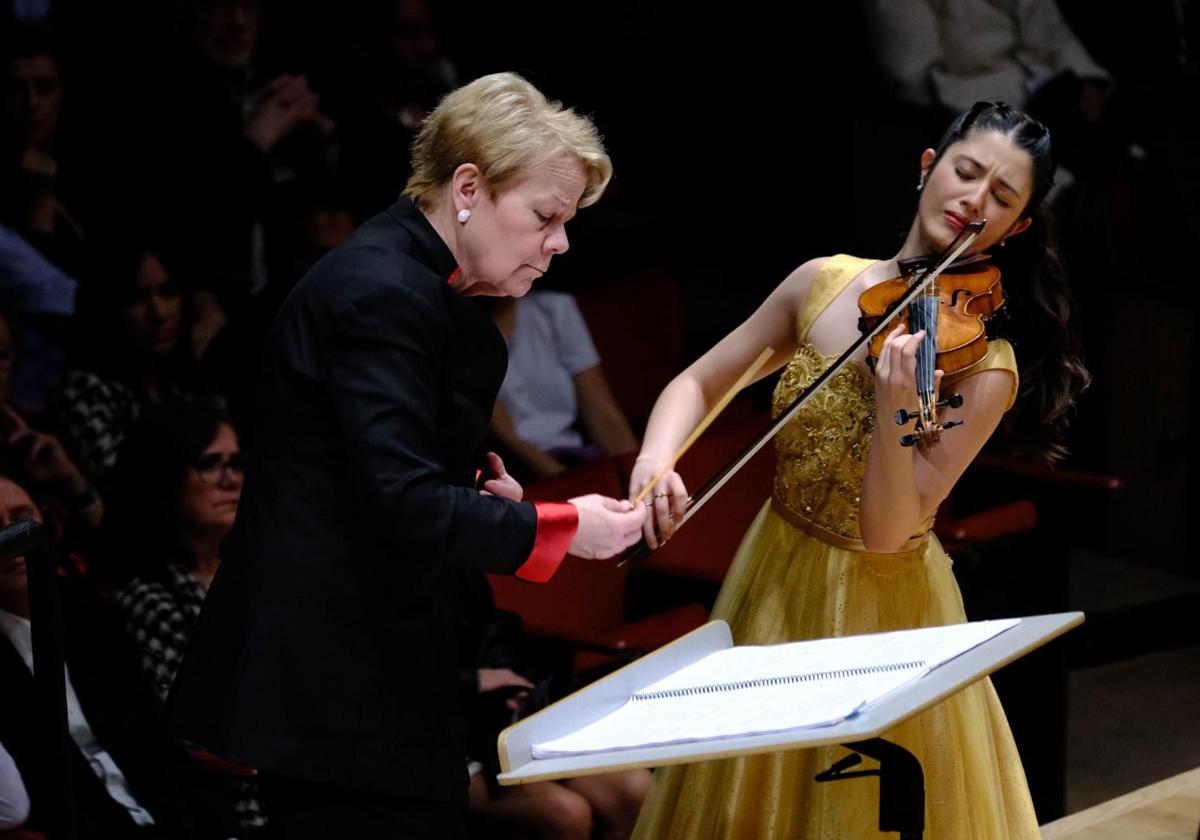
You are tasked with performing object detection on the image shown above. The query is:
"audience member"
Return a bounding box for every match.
[51,240,198,482]
[0,26,95,278]
[0,737,29,831]
[106,398,263,835]
[159,0,337,357]
[489,290,638,481]
[0,223,75,411]
[0,299,102,533]
[201,176,355,435]
[862,0,1137,182]
[456,566,650,840]
[338,0,457,218]
[0,468,203,837]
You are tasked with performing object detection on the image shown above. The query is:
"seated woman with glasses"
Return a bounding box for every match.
[106,397,245,704]
[104,396,263,835]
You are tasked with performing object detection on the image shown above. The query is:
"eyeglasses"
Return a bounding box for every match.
[192,451,248,485]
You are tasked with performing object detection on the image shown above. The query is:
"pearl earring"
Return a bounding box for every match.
[457,209,471,224]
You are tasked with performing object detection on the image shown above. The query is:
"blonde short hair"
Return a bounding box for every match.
[404,72,612,209]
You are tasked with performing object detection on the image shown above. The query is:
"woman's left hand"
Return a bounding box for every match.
[480,452,523,501]
[872,324,942,420]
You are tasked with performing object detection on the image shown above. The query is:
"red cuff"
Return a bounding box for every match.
[515,502,579,583]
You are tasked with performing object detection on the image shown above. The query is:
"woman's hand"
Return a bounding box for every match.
[872,324,942,423]
[477,667,535,712]
[20,146,58,188]
[628,454,688,549]
[567,494,646,559]
[189,291,228,359]
[244,74,332,152]
[480,452,523,501]
[1,403,83,490]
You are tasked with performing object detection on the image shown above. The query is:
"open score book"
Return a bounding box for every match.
[531,618,1019,758]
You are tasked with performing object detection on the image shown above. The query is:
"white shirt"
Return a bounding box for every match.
[0,609,155,827]
[497,291,601,451]
[0,738,29,830]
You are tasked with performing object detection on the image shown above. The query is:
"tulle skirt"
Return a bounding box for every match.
[631,500,1040,839]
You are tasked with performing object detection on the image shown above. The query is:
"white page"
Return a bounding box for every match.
[636,619,1018,699]
[532,619,1018,758]
[533,667,918,757]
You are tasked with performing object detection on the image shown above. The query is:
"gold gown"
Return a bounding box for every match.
[632,255,1040,839]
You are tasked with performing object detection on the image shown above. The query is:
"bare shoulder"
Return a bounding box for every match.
[947,367,1014,425]
[774,256,833,305]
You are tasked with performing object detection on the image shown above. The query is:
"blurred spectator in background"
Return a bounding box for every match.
[339,0,458,218]
[489,290,638,481]
[0,737,30,831]
[0,468,204,837]
[160,0,337,358]
[864,0,1109,115]
[456,565,651,840]
[0,223,74,411]
[201,175,355,436]
[0,299,102,533]
[0,26,92,278]
[861,0,1144,184]
[51,240,199,483]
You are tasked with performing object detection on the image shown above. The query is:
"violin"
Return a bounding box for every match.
[858,250,1005,447]
[619,220,989,564]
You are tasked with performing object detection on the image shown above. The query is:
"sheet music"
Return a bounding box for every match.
[533,619,1017,758]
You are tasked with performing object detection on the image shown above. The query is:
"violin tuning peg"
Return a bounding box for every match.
[944,393,964,409]
[899,432,920,447]
[942,420,964,431]
[894,408,916,425]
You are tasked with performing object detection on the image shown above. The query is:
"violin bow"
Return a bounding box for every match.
[630,347,776,507]
[619,219,985,565]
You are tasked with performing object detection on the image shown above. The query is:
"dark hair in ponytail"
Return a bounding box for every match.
[929,101,1090,462]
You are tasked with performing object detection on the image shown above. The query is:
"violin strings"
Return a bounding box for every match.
[913,269,936,413]
[927,273,936,402]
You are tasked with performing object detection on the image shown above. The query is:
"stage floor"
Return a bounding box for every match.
[1042,766,1200,839]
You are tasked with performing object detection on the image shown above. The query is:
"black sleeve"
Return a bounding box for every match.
[323,280,539,575]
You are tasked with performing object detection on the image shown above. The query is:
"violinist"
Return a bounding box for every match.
[628,101,1089,840]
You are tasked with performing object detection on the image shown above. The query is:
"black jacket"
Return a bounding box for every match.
[168,198,545,805]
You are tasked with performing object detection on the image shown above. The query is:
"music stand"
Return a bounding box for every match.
[498,612,1083,839]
